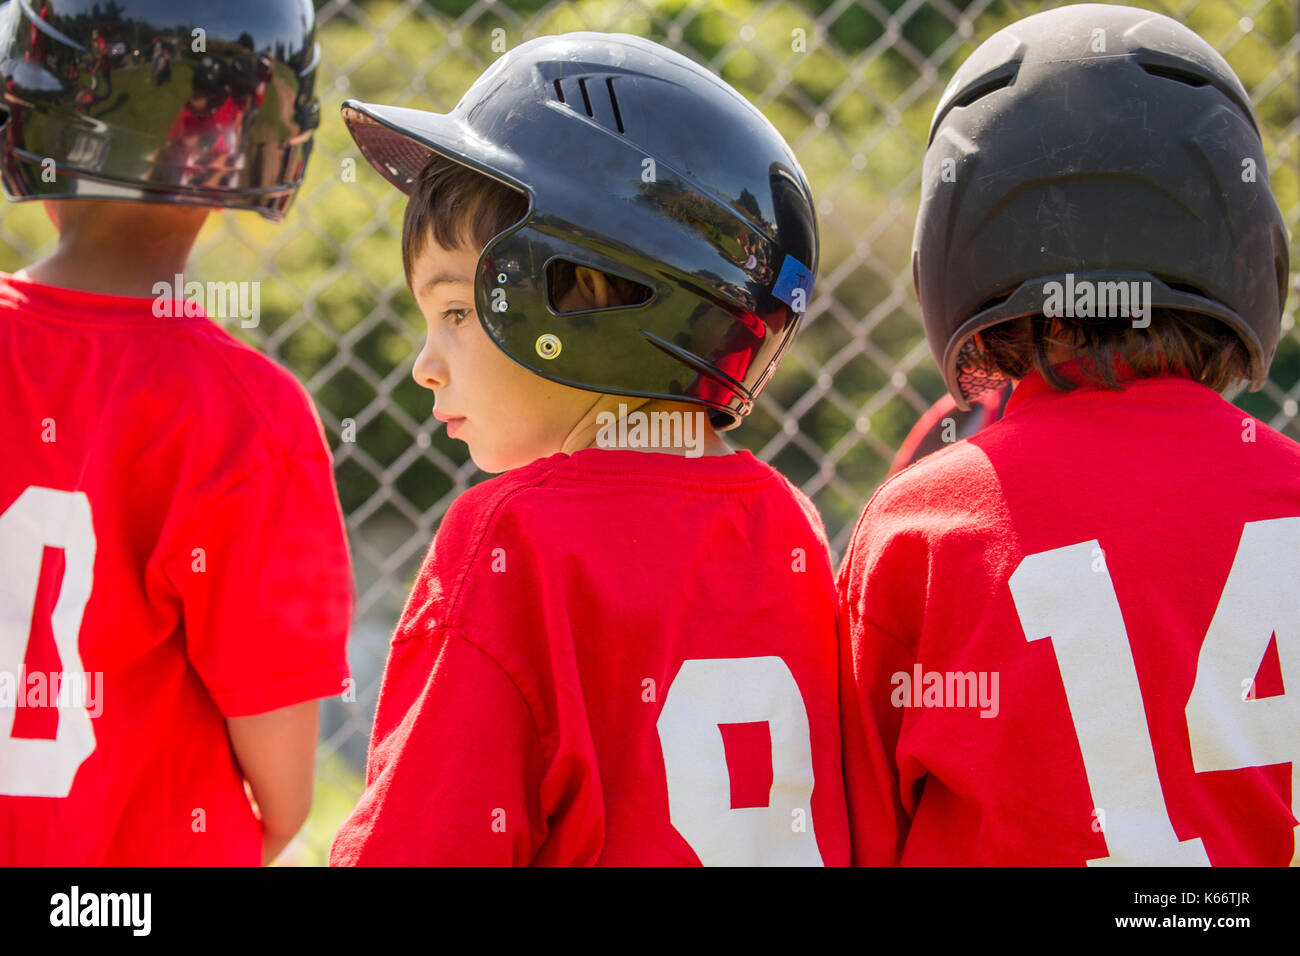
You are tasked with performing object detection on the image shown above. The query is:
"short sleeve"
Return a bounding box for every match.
[329,628,549,865]
[784,478,835,563]
[332,473,606,866]
[164,451,354,717]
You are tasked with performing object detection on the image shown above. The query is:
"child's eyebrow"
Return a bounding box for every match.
[418,273,473,295]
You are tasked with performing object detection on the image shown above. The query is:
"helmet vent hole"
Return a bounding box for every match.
[950,71,1016,110]
[1137,54,1259,135]
[550,75,626,135]
[930,60,1019,146]
[577,76,594,117]
[927,60,1020,146]
[1139,63,1210,88]
[605,77,625,134]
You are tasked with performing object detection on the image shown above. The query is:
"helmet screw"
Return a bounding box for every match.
[535,333,562,359]
[496,272,507,283]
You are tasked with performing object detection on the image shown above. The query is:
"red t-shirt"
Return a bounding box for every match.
[331,448,848,865]
[839,365,1300,865]
[0,273,353,864]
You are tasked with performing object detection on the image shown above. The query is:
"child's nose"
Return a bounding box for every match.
[412,345,448,391]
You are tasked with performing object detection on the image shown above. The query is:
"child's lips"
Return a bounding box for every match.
[434,411,466,438]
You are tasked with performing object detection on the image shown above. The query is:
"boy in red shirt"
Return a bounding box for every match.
[330,32,848,865]
[0,1,352,865]
[840,3,1298,865]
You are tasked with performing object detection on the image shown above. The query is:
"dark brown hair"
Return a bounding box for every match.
[401,154,528,285]
[968,309,1253,394]
[402,153,649,309]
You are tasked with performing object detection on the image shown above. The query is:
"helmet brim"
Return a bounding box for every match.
[341,100,526,198]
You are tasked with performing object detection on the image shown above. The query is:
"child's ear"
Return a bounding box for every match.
[573,266,612,310]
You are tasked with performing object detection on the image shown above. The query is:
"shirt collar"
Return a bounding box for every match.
[1002,357,1203,418]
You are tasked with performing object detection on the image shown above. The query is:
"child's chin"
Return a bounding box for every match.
[467,444,511,475]
[468,443,546,475]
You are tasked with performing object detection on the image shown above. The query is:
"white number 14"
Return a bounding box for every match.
[1009,517,1300,866]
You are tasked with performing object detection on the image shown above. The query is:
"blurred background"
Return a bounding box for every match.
[3,0,1297,864]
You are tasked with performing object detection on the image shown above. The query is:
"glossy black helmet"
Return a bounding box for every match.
[342,32,817,429]
[0,0,320,220]
[913,2,1289,408]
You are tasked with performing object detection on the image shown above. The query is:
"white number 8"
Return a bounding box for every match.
[656,656,823,866]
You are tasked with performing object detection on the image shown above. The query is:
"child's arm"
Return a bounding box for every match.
[331,486,601,866]
[162,422,352,865]
[227,700,320,865]
[329,628,560,865]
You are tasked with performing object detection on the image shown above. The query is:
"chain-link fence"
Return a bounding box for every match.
[3,0,1297,865]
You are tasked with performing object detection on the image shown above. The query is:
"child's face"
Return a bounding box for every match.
[408,237,603,473]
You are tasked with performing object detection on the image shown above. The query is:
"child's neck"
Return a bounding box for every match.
[22,243,199,300]
[568,398,733,458]
[19,204,208,299]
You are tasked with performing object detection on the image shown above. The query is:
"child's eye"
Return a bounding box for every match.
[442,308,471,326]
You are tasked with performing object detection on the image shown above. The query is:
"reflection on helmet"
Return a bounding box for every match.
[0,0,321,220]
[343,33,818,428]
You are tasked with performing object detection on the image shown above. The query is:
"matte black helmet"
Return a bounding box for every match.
[0,0,321,220]
[342,32,817,429]
[913,2,1290,408]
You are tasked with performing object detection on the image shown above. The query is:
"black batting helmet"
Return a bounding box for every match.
[0,0,320,220]
[913,2,1289,408]
[342,32,817,429]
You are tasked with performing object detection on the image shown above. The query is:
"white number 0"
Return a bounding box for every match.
[656,656,823,866]
[0,487,97,797]
[1009,517,1300,865]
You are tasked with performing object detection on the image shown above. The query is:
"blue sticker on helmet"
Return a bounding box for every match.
[772,254,813,312]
